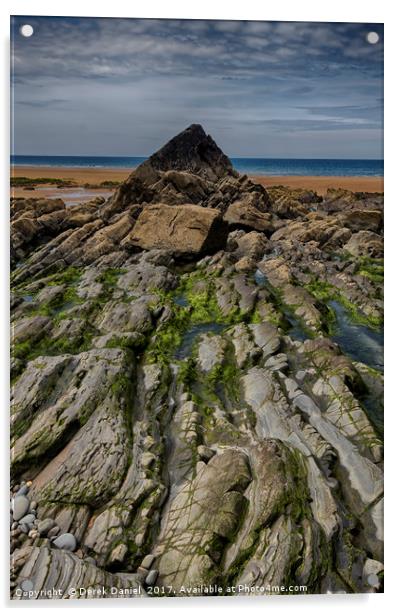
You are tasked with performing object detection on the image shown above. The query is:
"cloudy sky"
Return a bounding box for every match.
[11,17,383,158]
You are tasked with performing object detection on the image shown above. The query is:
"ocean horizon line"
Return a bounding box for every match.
[11,154,384,162]
[10,155,384,178]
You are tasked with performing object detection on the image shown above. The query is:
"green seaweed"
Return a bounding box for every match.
[305,278,382,330]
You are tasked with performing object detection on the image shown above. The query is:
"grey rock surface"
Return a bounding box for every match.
[10,125,383,598]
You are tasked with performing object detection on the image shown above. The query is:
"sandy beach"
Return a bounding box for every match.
[253,175,383,194]
[11,166,383,201]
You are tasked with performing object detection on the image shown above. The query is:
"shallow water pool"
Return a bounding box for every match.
[328,300,383,372]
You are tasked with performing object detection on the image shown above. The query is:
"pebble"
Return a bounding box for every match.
[136,566,148,580]
[53,533,77,551]
[110,543,128,563]
[15,485,29,496]
[141,554,155,570]
[135,532,145,547]
[37,518,55,536]
[30,501,38,511]
[145,569,158,586]
[12,495,30,521]
[19,523,30,534]
[18,514,35,527]
[47,525,60,539]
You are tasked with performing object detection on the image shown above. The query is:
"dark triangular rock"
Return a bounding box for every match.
[103,124,272,224]
[135,124,237,183]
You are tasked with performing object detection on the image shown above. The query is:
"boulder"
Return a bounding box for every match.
[338,210,383,233]
[53,532,77,551]
[224,193,274,232]
[122,203,228,256]
[344,230,383,258]
[228,230,272,260]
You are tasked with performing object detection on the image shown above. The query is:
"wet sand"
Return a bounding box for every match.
[11,166,383,200]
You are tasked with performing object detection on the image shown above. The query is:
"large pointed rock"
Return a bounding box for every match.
[137,124,236,182]
[104,124,253,217]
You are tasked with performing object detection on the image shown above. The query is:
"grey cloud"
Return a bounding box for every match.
[10,17,383,158]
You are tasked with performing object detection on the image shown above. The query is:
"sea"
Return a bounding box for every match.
[11,155,383,177]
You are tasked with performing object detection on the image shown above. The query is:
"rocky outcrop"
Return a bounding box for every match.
[10,125,384,599]
[135,123,236,182]
[11,545,144,599]
[107,125,272,220]
[11,126,273,282]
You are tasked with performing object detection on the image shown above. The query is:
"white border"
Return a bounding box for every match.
[1,1,396,614]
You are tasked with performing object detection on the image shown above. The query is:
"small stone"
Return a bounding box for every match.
[37,518,56,536]
[145,569,158,586]
[18,514,35,527]
[110,543,128,563]
[12,495,30,521]
[10,529,20,537]
[363,558,384,590]
[141,554,155,570]
[135,532,145,546]
[11,522,18,530]
[136,567,148,581]
[26,481,32,487]
[19,523,29,534]
[30,501,38,511]
[47,525,60,539]
[15,485,29,496]
[52,532,77,551]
